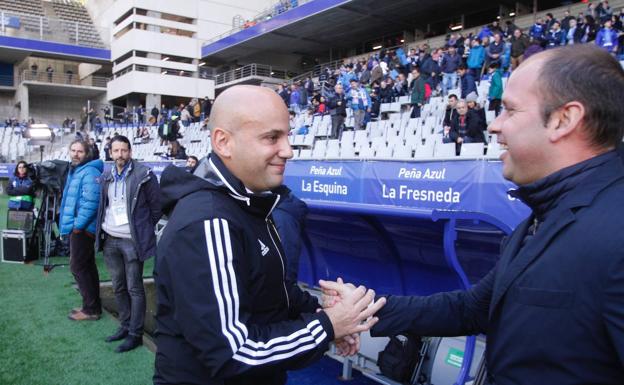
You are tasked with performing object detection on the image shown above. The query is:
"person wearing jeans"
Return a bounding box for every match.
[58,140,103,321]
[95,135,161,353]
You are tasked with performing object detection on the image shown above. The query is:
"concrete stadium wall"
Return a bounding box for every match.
[29,94,95,127]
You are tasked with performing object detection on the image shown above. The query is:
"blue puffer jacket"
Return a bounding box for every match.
[59,159,103,235]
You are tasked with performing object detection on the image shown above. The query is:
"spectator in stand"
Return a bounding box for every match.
[89,137,100,160]
[160,104,168,122]
[370,61,383,85]
[443,100,485,155]
[467,37,485,78]
[597,0,613,24]
[466,93,487,132]
[201,97,212,121]
[136,104,145,128]
[180,103,191,128]
[490,20,503,36]
[487,62,503,116]
[298,81,309,110]
[379,79,393,104]
[443,94,459,128]
[545,13,558,31]
[103,136,112,161]
[289,83,300,113]
[46,64,54,82]
[546,21,565,49]
[561,10,575,31]
[347,79,370,130]
[369,88,380,120]
[30,62,38,79]
[564,18,583,45]
[420,49,441,92]
[167,140,187,160]
[409,67,426,119]
[441,45,461,96]
[327,83,347,139]
[596,19,619,54]
[193,99,201,123]
[276,84,289,107]
[458,64,478,100]
[486,33,505,66]
[478,24,493,41]
[580,15,598,43]
[511,28,529,70]
[185,155,199,173]
[393,73,408,98]
[504,20,518,38]
[151,105,159,124]
[7,161,35,211]
[529,18,546,42]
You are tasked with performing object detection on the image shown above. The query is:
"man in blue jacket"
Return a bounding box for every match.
[322,45,624,385]
[59,139,103,321]
[153,85,385,385]
[95,135,161,352]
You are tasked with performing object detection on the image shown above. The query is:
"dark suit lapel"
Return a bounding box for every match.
[489,210,576,317]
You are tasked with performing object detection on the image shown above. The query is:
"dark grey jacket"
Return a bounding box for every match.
[95,159,162,261]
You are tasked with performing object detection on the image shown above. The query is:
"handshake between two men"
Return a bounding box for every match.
[320,278,386,357]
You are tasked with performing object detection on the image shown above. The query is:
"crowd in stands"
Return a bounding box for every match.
[278,1,624,150]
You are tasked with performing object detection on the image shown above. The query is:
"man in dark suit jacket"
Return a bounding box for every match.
[321,45,624,385]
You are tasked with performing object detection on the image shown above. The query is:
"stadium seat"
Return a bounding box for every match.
[413,141,435,159]
[370,136,386,151]
[434,142,457,158]
[459,143,485,158]
[340,145,357,159]
[359,146,375,159]
[375,145,393,159]
[393,144,413,160]
[299,149,312,159]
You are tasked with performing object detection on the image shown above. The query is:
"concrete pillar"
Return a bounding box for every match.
[17,84,29,121]
[146,93,161,110]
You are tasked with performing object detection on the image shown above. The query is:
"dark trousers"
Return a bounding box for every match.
[103,236,145,337]
[331,114,345,139]
[488,98,502,116]
[410,104,421,118]
[69,231,101,315]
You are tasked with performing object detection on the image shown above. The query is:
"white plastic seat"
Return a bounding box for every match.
[459,142,485,158]
[434,142,457,158]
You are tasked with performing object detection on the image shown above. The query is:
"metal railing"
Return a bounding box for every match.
[21,69,109,87]
[0,10,109,49]
[203,0,314,46]
[214,63,288,86]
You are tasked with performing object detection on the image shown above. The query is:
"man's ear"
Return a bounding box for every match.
[548,101,585,143]
[211,127,232,158]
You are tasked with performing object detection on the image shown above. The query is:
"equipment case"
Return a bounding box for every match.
[1,229,30,263]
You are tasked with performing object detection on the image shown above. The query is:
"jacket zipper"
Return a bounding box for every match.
[266,218,290,309]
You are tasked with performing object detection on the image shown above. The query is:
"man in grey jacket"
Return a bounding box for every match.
[95,135,161,352]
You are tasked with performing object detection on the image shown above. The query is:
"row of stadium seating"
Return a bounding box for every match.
[50,0,105,48]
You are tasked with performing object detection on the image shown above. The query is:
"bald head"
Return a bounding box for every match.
[209,85,293,192]
[210,85,288,134]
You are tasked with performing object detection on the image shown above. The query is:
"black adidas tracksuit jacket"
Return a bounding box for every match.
[153,153,334,385]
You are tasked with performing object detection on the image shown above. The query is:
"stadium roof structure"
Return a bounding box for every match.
[201,0,520,64]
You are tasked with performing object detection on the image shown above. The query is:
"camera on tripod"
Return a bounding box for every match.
[3,160,69,270]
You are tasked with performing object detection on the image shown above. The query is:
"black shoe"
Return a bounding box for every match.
[115,335,142,353]
[105,328,128,343]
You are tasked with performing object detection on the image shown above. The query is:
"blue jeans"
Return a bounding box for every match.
[442,72,458,96]
[103,236,145,337]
